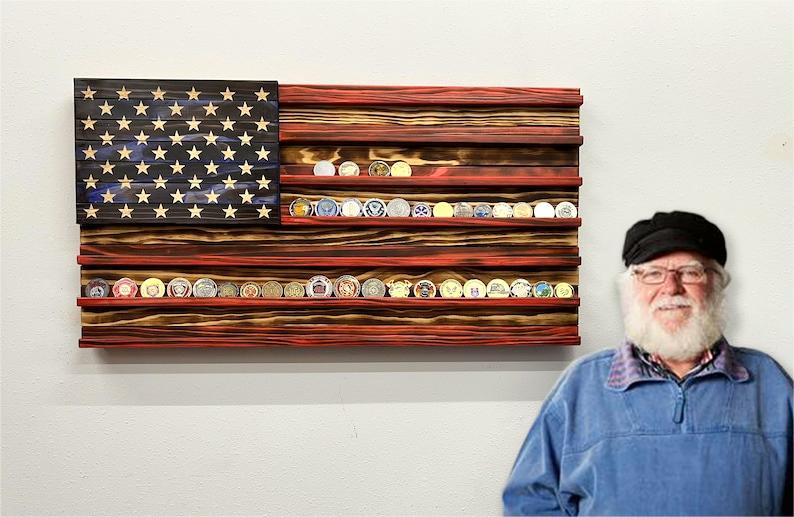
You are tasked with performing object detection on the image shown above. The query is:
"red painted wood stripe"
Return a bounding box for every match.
[281,165,580,178]
[279,123,582,145]
[77,297,580,308]
[279,85,583,107]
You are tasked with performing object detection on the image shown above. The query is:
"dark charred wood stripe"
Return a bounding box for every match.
[278,85,582,107]
[281,165,579,178]
[75,79,278,101]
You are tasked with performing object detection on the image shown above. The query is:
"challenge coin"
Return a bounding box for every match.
[167,277,192,297]
[533,280,554,298]
[313,160,336,176]
[261,280,284,298]
[338,161,360,176]
[289,197,314,217]
[112,277,138,298]
[368,160,390,177]
[413,279,437,298]
[333,275,361,298]
[315,198,339,217]
[361,278,386,297]
[141,277,166,298]
[463,279,487,298]
[340,198,364,217]
[554,282,575,298]
[390,161,412,177]
[432,201,454,218]
[513,202,533,218]
[533,202,555,218]
[239,281,261,298]
[84,278,110,298]
[555,202,578,218]
[386,279,412,298]
[412,203,432,217]
[439,279,463,298]
[453,202,474,218]
[284,281,305,298]
[363,198,387,217]
[306,275,333,297]
[193,278,219,298]
[217,282,239,297]
[386,198,411,217]
[509,278,532,298]
[486,278,510,298]
[473,204,492,218]
[492,202,514,218]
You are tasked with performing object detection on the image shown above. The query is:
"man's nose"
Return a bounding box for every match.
[660,271,686,294]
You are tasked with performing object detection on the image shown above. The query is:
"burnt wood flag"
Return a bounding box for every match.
[74,79,280,224]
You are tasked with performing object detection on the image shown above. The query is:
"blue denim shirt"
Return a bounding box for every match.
[503,338,793,516]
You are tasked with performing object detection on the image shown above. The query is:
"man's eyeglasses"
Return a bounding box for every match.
[631,264,713,285]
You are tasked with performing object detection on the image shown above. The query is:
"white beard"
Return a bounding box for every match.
[620,276,726,361]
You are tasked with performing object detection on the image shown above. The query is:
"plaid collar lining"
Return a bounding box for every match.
[606,336,750,391]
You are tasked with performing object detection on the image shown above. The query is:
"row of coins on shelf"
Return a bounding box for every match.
[84,276,577,299]
[313,160,413,177]
[289,198,578,218]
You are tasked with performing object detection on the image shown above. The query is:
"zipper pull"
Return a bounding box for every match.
[673,394,685,423]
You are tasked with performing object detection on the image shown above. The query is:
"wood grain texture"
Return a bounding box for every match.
[281,164,579,178]
[279,85,582,106]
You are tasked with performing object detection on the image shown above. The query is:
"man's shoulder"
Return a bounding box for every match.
[731,345,793,387]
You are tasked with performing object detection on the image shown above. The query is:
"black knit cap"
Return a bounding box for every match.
[622,211,726,266]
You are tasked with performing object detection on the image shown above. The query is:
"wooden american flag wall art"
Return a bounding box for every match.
[76,80,583,349]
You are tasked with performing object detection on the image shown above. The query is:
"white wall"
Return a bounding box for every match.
[1,0,791,514]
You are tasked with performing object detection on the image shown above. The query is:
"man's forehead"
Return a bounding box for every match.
[639,250,707,267]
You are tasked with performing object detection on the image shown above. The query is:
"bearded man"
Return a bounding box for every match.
[502,211,792,516]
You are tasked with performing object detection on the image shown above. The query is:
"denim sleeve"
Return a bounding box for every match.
[502,402,571,516]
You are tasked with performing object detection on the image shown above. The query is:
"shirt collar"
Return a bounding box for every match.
[605,336,750,391]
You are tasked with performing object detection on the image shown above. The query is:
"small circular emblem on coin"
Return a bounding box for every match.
[363,198,387,217]
[315,198,339,217]
[239,281,261,298]
[509,278,532,298]
[340,198,364,217]
[141,277,166,298]
[486,278,510,298]
[533,202,555,218]
[390,161,412,177]
[492,202,514,218]
[473,204,492,218]
[217,282,239,297]
[386,279,412,298]
[432,201,454,218]
[167,277,192,297]
[413,279,437,298]
[386,198,411,217]
[289,197,314,217]
[412,202,432,217]
[261,280,283,298]
[361,278,387,297]
[368,160,390,177]
[193,278,219,298]
[112,277,138,298]
[554,282,575,298]
[306,275,333,297]
[439,279,463,298]
[463,279,487,298]
[453,202,474,218]
[85,278,110,298]
[333,275,361,297]
[513,202,533,218]
[313,160,336,176]
[533,281,554,298]
[338,161,360,176]
[555,202,578,218]
[283,281,305,298]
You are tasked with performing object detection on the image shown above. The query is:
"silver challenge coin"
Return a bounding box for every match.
[306,275,333,297]
[85,278,110,298]
[473,204,492,218]
[167,277,192,297]
[218,282,239,297]
[363,198,387,217]
[412,203,432,217]
[315,198,339,217]
[340,198,364,217]
[193,278,218,298]
[338,161,360,176]
[313,160,336,176]
[333,275,361,298]
[555,201,578,218]
[510,278,533,298]
[453,202,474,218]
[386,198,411,217]
[492,202,514,218]
[533,202,555,218]
[361,278,387,297]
